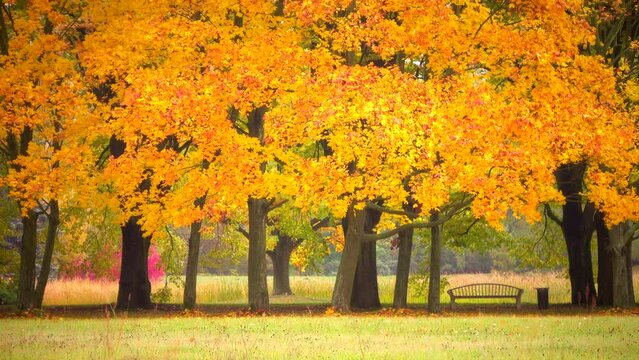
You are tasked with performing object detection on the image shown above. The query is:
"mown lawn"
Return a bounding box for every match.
[1,315,637,359]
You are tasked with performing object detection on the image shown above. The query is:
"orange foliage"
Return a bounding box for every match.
[2,0,637,240]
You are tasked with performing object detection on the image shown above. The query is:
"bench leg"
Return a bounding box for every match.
[516,297,521,310]
[450,297,455,310]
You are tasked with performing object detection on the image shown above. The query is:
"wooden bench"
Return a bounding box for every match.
[447,283,524,310]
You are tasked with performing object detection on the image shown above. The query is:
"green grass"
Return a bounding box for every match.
[0,315,637,359]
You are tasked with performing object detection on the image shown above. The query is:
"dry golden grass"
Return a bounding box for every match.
[445,271,573,304]
[42,268,639,306]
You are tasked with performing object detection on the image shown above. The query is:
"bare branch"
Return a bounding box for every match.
[474,0,507,37]
[310,217,330,231]
[95,144,110,168]
[36,199,50,217]
[365,202,418,219]
[360,198,471,242]
[623,221,639,246]
[267,199,287,212]
[236,226,250,240]
[456,218,480,237]
[544,204,562,226]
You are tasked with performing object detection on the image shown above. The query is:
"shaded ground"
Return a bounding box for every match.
[1,301,638,319]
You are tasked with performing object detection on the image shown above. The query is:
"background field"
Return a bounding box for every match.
[1,316,637,359]
[41,269,639,307]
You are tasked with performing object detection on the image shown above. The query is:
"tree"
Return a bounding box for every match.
[71,0,638,315]
[266,206,330,296]
[275,0,634,312]
[0,0,97,310]
[183,194,206,309]
[547,0,639,307]
[81,0,316,311]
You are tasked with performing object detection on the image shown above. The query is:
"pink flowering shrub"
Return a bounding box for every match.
[59,245,165,281]
[147,246,165,281]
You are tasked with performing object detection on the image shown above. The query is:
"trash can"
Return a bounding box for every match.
[536,287,549,310]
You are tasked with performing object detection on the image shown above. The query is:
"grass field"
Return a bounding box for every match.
[1,316,637,359]
[4,271,638,359]
[41,269,639,307]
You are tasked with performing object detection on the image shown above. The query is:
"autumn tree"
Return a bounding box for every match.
[272,0,637,312]
[582,0,639,308]
[0,0,97,310]
[73,0,638,315]
[81,0,320,311]
[264,205,330,296]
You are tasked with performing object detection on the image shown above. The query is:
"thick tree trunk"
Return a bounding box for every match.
[268,235,296,296]
[393,227,413,309]
[350,207,382,309]
[248,197,269,311]
[428,212,442,313]
[351,240,380,309]
[596,212,613,306]
[183,196,206,310]
[332,207,366,312]
[116,217,151,310]
[555,163,597,306]
[110,137,151,311]
[17,209,38,310]
[35,200,59,308]
[609,224,634,308]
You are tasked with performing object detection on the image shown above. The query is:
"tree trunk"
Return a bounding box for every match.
[116,216,151,310]
[110,136,151,311]
[34,118,63,309]
[35,200,59,308]
[183,219,202,309]
[626,240,635,306]
[596,212,613,306]
[17,209,38,310]
[555,163,597,306]
[245,106,270,311]
[393,227,413,309]
[331,206,366,312]
[428,212,442,313]
[609,224,634,308]
[351,207,382,309]
[268,234,296,296]
[351,240,380,309]
[183,196,206,310]
[248,197,269,311]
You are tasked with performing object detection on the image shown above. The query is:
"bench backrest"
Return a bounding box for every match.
[447,283,523,297]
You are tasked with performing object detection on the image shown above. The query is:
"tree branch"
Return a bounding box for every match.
[36,199,50,217]
[474,0,507,37]
[267,199,287,212]
[544,204,562,226]
[360,198,471,242]
[95,144,110,168]
[456,218,480,237]
[365,202,418,219]
[623,221,639,246]
[0,142,10,157]
[236,226,249,240]
[310,217,330,231]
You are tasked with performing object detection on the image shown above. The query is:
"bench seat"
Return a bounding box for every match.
[447,283,524,310]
